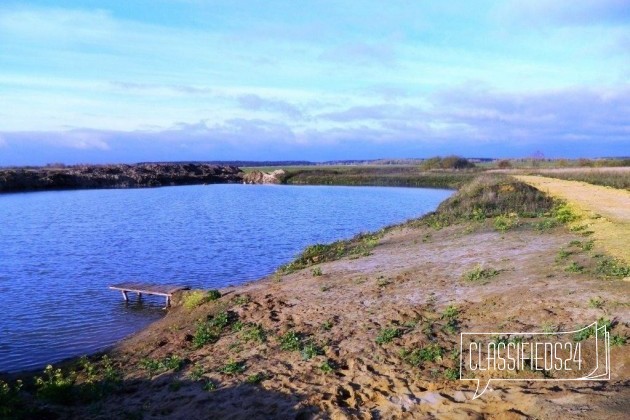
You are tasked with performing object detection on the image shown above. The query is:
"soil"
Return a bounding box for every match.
[60,207,630,419]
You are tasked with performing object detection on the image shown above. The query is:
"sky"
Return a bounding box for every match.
[0,0,628,165]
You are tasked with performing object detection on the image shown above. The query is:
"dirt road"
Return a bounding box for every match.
[515,175,630,263]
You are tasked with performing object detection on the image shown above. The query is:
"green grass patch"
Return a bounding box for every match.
[596,257,630,278]
[400,344,444,366]
[464,264,500,281]
[220,360,245,375]
[376,327,403,345]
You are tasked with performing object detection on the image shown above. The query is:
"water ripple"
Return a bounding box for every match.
[0,184,451,372]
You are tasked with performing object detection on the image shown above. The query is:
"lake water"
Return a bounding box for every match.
[0,184,451,372]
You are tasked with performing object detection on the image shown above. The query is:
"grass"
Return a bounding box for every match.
[574,317,613,341]
[140,355,184,378]
[444,368,459,381]
[541,322,558,334]
[611,335,627,347]
[34,365,76,404]
[552,202,579,224]
[311,267,322,276]
[464,264,500,281]
[281,165,475,189]
[193,311,233,348]
[300,342,324,360]
[533,218,559,232]
[595,257,630,278]
[279,231,383,273]
[182,289,222,310]
[279,330,303,351]
[588,297,604,309]
[494,214,519,232]
[400,344,444,366]
[203,380,217,391]
[319,359,335,374]
[245,372,266,384]
[241,323,266,343]
[376,327,403,344]
[565,261,585,273]
[532,169,630,190]
[433,175,555,222]
[220,360,246,375]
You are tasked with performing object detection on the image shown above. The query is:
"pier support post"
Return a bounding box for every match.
[121,290,128,302]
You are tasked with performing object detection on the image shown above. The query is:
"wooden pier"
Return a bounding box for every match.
[109,282,189,309]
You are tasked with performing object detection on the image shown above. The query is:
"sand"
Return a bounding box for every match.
[59,207,630,419]
[515,175,630,264]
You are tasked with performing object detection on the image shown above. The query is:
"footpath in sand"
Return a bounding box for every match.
[515,175,630,264]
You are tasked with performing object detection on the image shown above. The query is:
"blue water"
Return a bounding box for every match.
[0,184,451,372]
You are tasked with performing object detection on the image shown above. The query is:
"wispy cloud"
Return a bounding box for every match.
[236,95,304,119]
[0,2,627,163]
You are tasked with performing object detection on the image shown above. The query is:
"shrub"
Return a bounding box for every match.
[311,267,322,276]
[35,365,76,404]
[0,380,23,417]
[207,290,222,300]
[182,289,221,309]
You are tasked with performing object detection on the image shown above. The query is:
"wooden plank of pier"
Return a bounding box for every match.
[109,282,190,308]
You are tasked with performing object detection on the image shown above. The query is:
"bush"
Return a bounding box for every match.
[35,365,76,404]
[420,156,475,170]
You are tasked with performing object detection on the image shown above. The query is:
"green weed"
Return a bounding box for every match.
[220,360,245,375]
[34,365,76,404]
[596,257,630,278]
[464,264,500,281]
[444,368,459,381]
[279,330,303,351]
[588,297,604,309]
[400,344,443,366]
[376,327,403,345]
[565,262,585,273]
[611,335,627,347]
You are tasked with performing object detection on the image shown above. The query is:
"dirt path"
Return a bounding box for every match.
[515,175,630,263]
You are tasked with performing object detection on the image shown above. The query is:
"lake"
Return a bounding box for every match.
[0,184,452,372]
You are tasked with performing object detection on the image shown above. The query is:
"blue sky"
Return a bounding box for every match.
[0,0,628,164]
